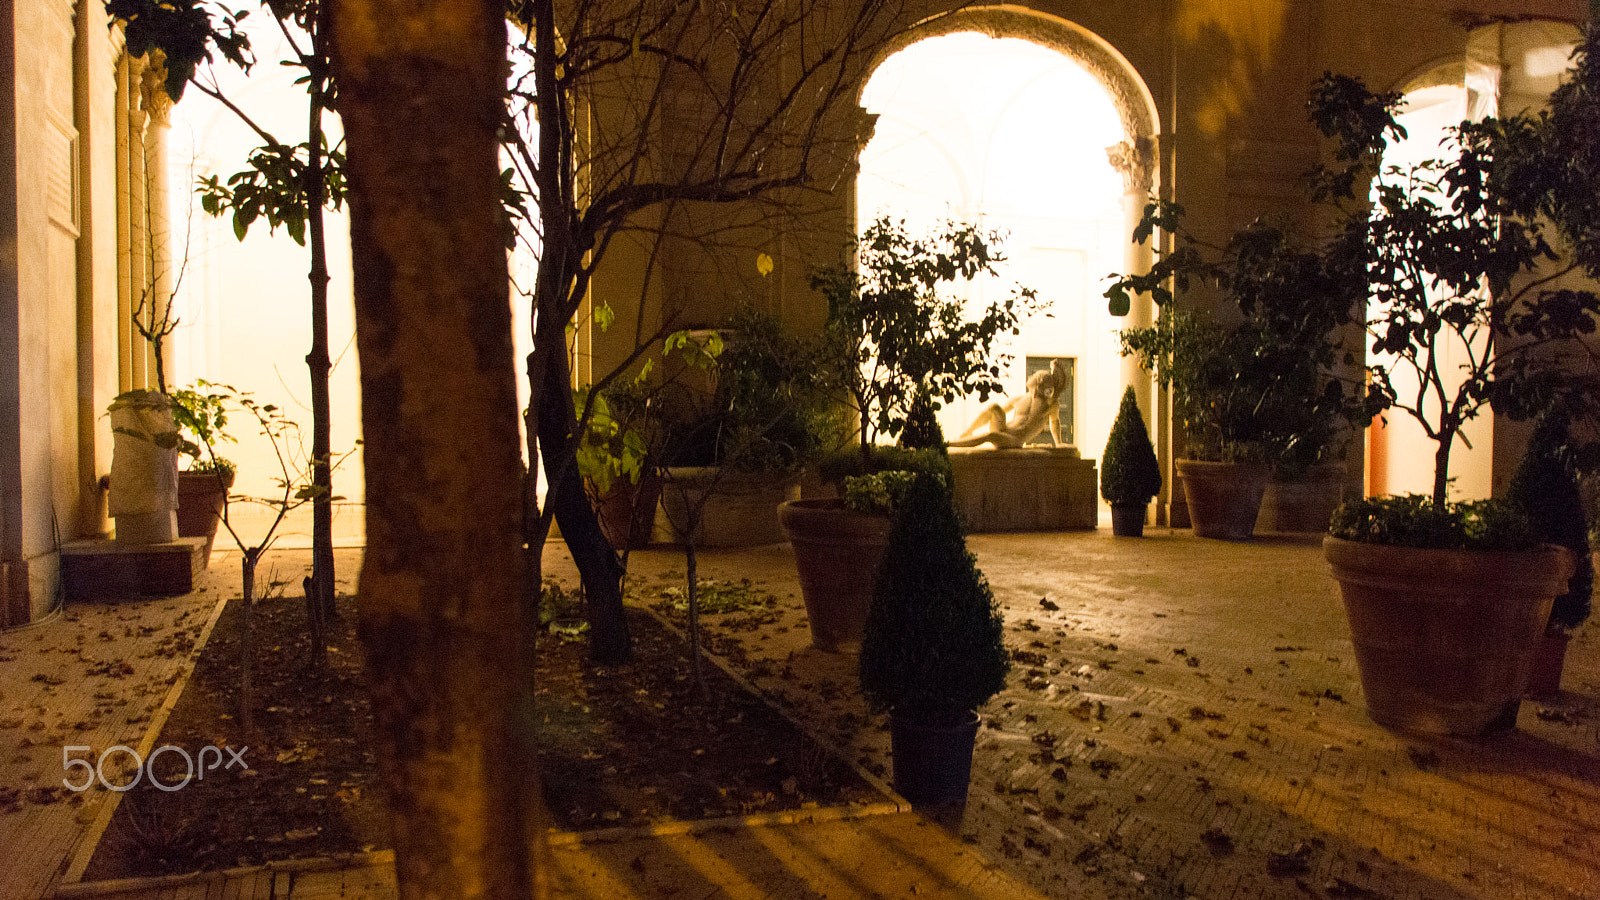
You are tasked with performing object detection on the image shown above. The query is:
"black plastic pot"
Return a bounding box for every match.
[889,709,980,811]
[1110,503,1147,537]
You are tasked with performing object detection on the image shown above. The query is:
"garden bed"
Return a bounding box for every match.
[82,585,881,880]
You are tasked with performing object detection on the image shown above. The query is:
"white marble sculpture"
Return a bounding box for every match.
[948,359,1070,449]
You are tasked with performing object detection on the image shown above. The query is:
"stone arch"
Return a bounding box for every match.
[861,6,1161,197]
[851,7,1165,521]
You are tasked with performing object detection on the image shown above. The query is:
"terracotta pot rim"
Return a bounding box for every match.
[1323,535,1575,589]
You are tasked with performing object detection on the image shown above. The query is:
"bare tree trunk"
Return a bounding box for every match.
[539,346,631,664]
[239,548,258,735]
[306,71,335,665]
[331,1,547,896]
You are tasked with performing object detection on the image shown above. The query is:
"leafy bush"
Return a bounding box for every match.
[658,306,845,474]
[899,388,947,453]
[843,470,924,516]
[1100,387,1161,505]
[817,445,950,487]
[859,473,1009,722]
[1506,414,1593,632]
[1328,494,1537,552]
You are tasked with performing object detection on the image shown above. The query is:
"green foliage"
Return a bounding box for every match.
[658,308,845,474]
[1100,387,1161,505]
[1328,494,1537,552]
[817,445,951,487]
[170,380,236,465]
[104,0,252,101]
[859,473,1009,720]
[198,138,348,246]
[1316,58,1600,506]
[1506,415,1593,632]
[811,216,1042,451]
[842,470,922,516]
[1108,120,1370,467]
[899,389,947,453]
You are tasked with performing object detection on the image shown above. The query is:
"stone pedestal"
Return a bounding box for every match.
[947,446,1098,532]
[60,537,207,600]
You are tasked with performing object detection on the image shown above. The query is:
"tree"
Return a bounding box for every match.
[194,0,344,641]
[330,0,546,896]
[502,0,950,664]
[107,0,346,652]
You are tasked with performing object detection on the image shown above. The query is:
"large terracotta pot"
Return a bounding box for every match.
[1525,630,1571,698]
[1256,462,1345,533]
[1175,459,1271,541]
[177,468,234,560]
[777,499,890,653]
[660,467,799,547]
[1324,536,1574,735]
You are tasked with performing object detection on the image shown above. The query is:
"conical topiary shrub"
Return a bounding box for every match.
[859,472,1009,812]
[1101,386,1162,536]
[1505,412,1592,698]
[1507,413,1593,633]
[899,388,947,454]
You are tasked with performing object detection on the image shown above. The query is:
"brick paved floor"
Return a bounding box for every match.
[592,527,1600,900]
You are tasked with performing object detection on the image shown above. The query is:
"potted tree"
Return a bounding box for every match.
[1314,60,1600,735]
[1109,198,1365,541]
[860,471,1009,818]
[657,307,844,548]
[172,381,238,560]
[1101,386,1162,536]
[781,216,1039,651]
[1506,414,1593,698]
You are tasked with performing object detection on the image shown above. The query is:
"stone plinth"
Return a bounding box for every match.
[60,537,207,600]
[947,446,1098,533]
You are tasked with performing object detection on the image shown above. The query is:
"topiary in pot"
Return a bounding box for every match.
[859,472,1009,814]
[1506,413,1592,696]
[1101,387,1161,536]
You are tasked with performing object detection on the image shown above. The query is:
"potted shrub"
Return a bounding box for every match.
[1506,414,1593,698]
[784,448,949,652]
[1109,198,1365,541]
[1314,61,1600,735]
[171,381,238,560]
[860,471,1009,817]
[1101,386,1162,536]
[657,307,845,547]
[781,216,1038,651]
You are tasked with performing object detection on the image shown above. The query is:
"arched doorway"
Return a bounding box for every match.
[855,10,1158,471]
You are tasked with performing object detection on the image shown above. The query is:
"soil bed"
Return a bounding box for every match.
[84,589,878,880]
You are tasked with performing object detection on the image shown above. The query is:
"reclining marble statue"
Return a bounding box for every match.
[949,359,1071,449]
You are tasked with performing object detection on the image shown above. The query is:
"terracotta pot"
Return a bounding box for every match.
[589,473,663,550]
[1256,462,1346,533]
[1526,630,1571,698]
[1175,459,1270,541]
[890,709,981,813]
[1109,503,1147,537]
[777,499,890,653]
[660,467,799,547]
[176,468,235,560]
[1324,536,1573,735]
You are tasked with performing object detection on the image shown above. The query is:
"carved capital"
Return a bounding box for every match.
[138,51,173,128]
[1106,136,1157,195]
